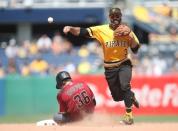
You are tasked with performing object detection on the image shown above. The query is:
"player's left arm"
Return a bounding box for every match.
[129,32,141,54]
[53,112,70,124]
[57,94,67,113]
[54,94,70,124]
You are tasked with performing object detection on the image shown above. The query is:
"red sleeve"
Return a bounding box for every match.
[57,93,66,113]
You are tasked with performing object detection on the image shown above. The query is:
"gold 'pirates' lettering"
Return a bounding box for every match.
[106,40,128,48]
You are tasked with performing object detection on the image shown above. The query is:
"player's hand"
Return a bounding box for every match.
[63,26,71,34]
[114,24,131,38]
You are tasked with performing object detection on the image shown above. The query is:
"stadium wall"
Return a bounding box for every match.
[0,79,5,115]
[1,75,178,116]
[4,76,58,116]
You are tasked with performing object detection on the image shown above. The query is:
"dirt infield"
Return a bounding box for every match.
[0,114,178,131]
[1,123,178,131]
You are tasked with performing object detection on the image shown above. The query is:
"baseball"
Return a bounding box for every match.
[48,17,53,23]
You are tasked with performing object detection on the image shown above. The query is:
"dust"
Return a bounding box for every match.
[1,113,178,131]
[66,113,119,126]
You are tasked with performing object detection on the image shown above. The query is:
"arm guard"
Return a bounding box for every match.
[79,28,90,37]
[131,44,140,54]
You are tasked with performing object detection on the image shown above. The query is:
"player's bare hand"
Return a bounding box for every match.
[63,26,71,34]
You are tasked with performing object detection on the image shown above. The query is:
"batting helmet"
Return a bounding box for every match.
[56,71,72,89]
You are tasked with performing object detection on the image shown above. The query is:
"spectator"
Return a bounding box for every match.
[51,32,64,55]
[152,56,167,76]
[86,41,98,55]
[170,51,178,74]
[5,38,17,59]
[169,26,178,44]
[20,62,30,76]
[78,45,89,58]
[153,3,172,17]
[37,34,52,52]
[0,60,5,78]
[77,60,91,74]
[63,39,73,54]
[29,56,49,75]
[17,40,30,59]
[6,58,17,75]
[29,42,38,56]
[63,62,77,74]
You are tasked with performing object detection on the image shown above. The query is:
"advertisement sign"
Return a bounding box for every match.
[73,75,178,115]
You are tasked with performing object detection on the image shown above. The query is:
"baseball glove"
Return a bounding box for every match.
[114,24,131,38]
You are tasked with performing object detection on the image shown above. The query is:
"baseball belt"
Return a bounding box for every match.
[104,58,129,69]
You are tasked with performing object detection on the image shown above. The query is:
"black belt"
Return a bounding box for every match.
[104,59,132,70]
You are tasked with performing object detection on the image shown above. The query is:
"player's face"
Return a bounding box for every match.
[109,13,121,30]
[109,13,121,23]
[109,13,121,24]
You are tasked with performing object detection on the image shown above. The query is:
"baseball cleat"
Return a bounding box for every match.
[120,112,134,125]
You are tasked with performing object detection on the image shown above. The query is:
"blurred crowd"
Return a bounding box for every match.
[1,32,178,78]
[132,44,178,76]
[0,1,178,78]
[133,3,178,44]
[0,33,103,78]
[133,2,178,75]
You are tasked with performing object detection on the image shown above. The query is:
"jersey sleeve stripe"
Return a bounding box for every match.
[89,28,93,36]
[87,28,93,37]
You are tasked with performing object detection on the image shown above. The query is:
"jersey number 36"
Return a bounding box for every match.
[73,90,91,108]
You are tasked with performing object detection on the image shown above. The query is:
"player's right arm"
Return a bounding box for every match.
[63,25,103,44]
[63,26,90,37]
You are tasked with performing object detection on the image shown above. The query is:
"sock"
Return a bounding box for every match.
[125,108,133,118]
[126,108,132,113]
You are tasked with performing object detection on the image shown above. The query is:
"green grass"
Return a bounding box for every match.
[0,115,178,123]
[135,116,178,122]
[0,114,52,123]
[111,115,178,123]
